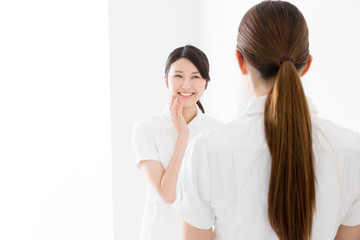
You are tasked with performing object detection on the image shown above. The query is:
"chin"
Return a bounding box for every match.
[182,101,197,108]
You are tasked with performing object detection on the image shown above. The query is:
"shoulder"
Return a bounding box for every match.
[200,114,224,128]
[133,120,151,135]
[202,114,224,125]
[132,114,162,137]
[313,115,360,152]
[133,111,170,131]
[132,121,153,144]
[193,116,265,153]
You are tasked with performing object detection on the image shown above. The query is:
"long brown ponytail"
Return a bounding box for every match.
[196,100,205,114]
[265,60,315,240]
[236,2,316,239]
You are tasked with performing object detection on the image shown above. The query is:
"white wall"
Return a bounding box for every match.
[197,0,255,122]
[295,0,360,132]
[109,0,199,239]
[0,1,112,240]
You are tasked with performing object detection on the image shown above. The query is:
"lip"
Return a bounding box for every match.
[178,92,195,98]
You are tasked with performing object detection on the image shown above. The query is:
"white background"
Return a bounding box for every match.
[0,0,359,240]
[0,1,112,240]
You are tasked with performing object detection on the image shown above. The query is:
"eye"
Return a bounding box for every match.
[174,74,183,78]
[192,75,200,79]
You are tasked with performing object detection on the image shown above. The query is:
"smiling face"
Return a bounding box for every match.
[166,58,207,108]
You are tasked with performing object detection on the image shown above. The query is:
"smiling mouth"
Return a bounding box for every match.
[178,92,195,96]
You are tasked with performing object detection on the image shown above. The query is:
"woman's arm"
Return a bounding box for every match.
[140,97,189,204]
[182,221,212,240]
[140,132,188,203]
[334,225,360,240]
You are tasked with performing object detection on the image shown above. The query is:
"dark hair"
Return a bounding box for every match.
[165,44,210,113]
[236,1,315,240]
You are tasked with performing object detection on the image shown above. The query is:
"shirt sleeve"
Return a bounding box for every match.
[215,118,224,127]
[132,122,160,166]
[342,197,360,226]
[342,141,360,226]
[175,135,215,229]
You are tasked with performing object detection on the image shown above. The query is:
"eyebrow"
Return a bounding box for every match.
[174,71,200,74]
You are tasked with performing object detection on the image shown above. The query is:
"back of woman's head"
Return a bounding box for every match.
[165,45,210,113]
[237,1,316,240]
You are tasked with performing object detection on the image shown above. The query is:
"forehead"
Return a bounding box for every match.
[169,58,199,73]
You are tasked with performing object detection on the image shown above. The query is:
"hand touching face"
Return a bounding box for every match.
[169,95,189,135]
[166,58,207,109]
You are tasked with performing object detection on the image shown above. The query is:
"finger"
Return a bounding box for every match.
[176,99,183,117]
[178,101,183,118]
[171,98,178,119]
[172,97,179,110]
[169,95,175,109]
[170,96,177,114]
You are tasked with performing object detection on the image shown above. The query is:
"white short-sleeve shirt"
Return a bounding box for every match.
[176,96,360,240]
[132,105,223,240]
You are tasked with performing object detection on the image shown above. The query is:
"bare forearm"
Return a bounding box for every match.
[159,133,189,203]
[183,221,212,240]
[334,225,360,240]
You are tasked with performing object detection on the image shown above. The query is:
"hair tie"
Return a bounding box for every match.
[278,56,294,66]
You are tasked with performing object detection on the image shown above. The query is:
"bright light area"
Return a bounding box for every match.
[0,1,113,240]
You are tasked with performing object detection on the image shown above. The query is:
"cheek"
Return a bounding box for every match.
[196,89,205,100]
[195,81,207,95]
[167,80,178,92]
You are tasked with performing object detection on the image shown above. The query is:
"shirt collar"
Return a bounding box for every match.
[244,95,318,116]
[162,104,204,128]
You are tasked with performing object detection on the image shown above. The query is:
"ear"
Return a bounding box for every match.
[300,54,313,77]
[164,75,169,88]
[204,80,208,90]
[235,50,247,75]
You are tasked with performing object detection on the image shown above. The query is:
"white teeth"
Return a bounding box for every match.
[179,92,193,96]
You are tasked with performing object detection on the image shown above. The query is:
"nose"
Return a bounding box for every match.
[182,77,191,89]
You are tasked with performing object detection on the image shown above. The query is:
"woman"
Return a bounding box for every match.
[132,45,222,240]
[176,1,360,240]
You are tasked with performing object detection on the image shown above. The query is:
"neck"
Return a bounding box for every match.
[182,104,197,124]
[246,65,275,97]
[250,78,275,97]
